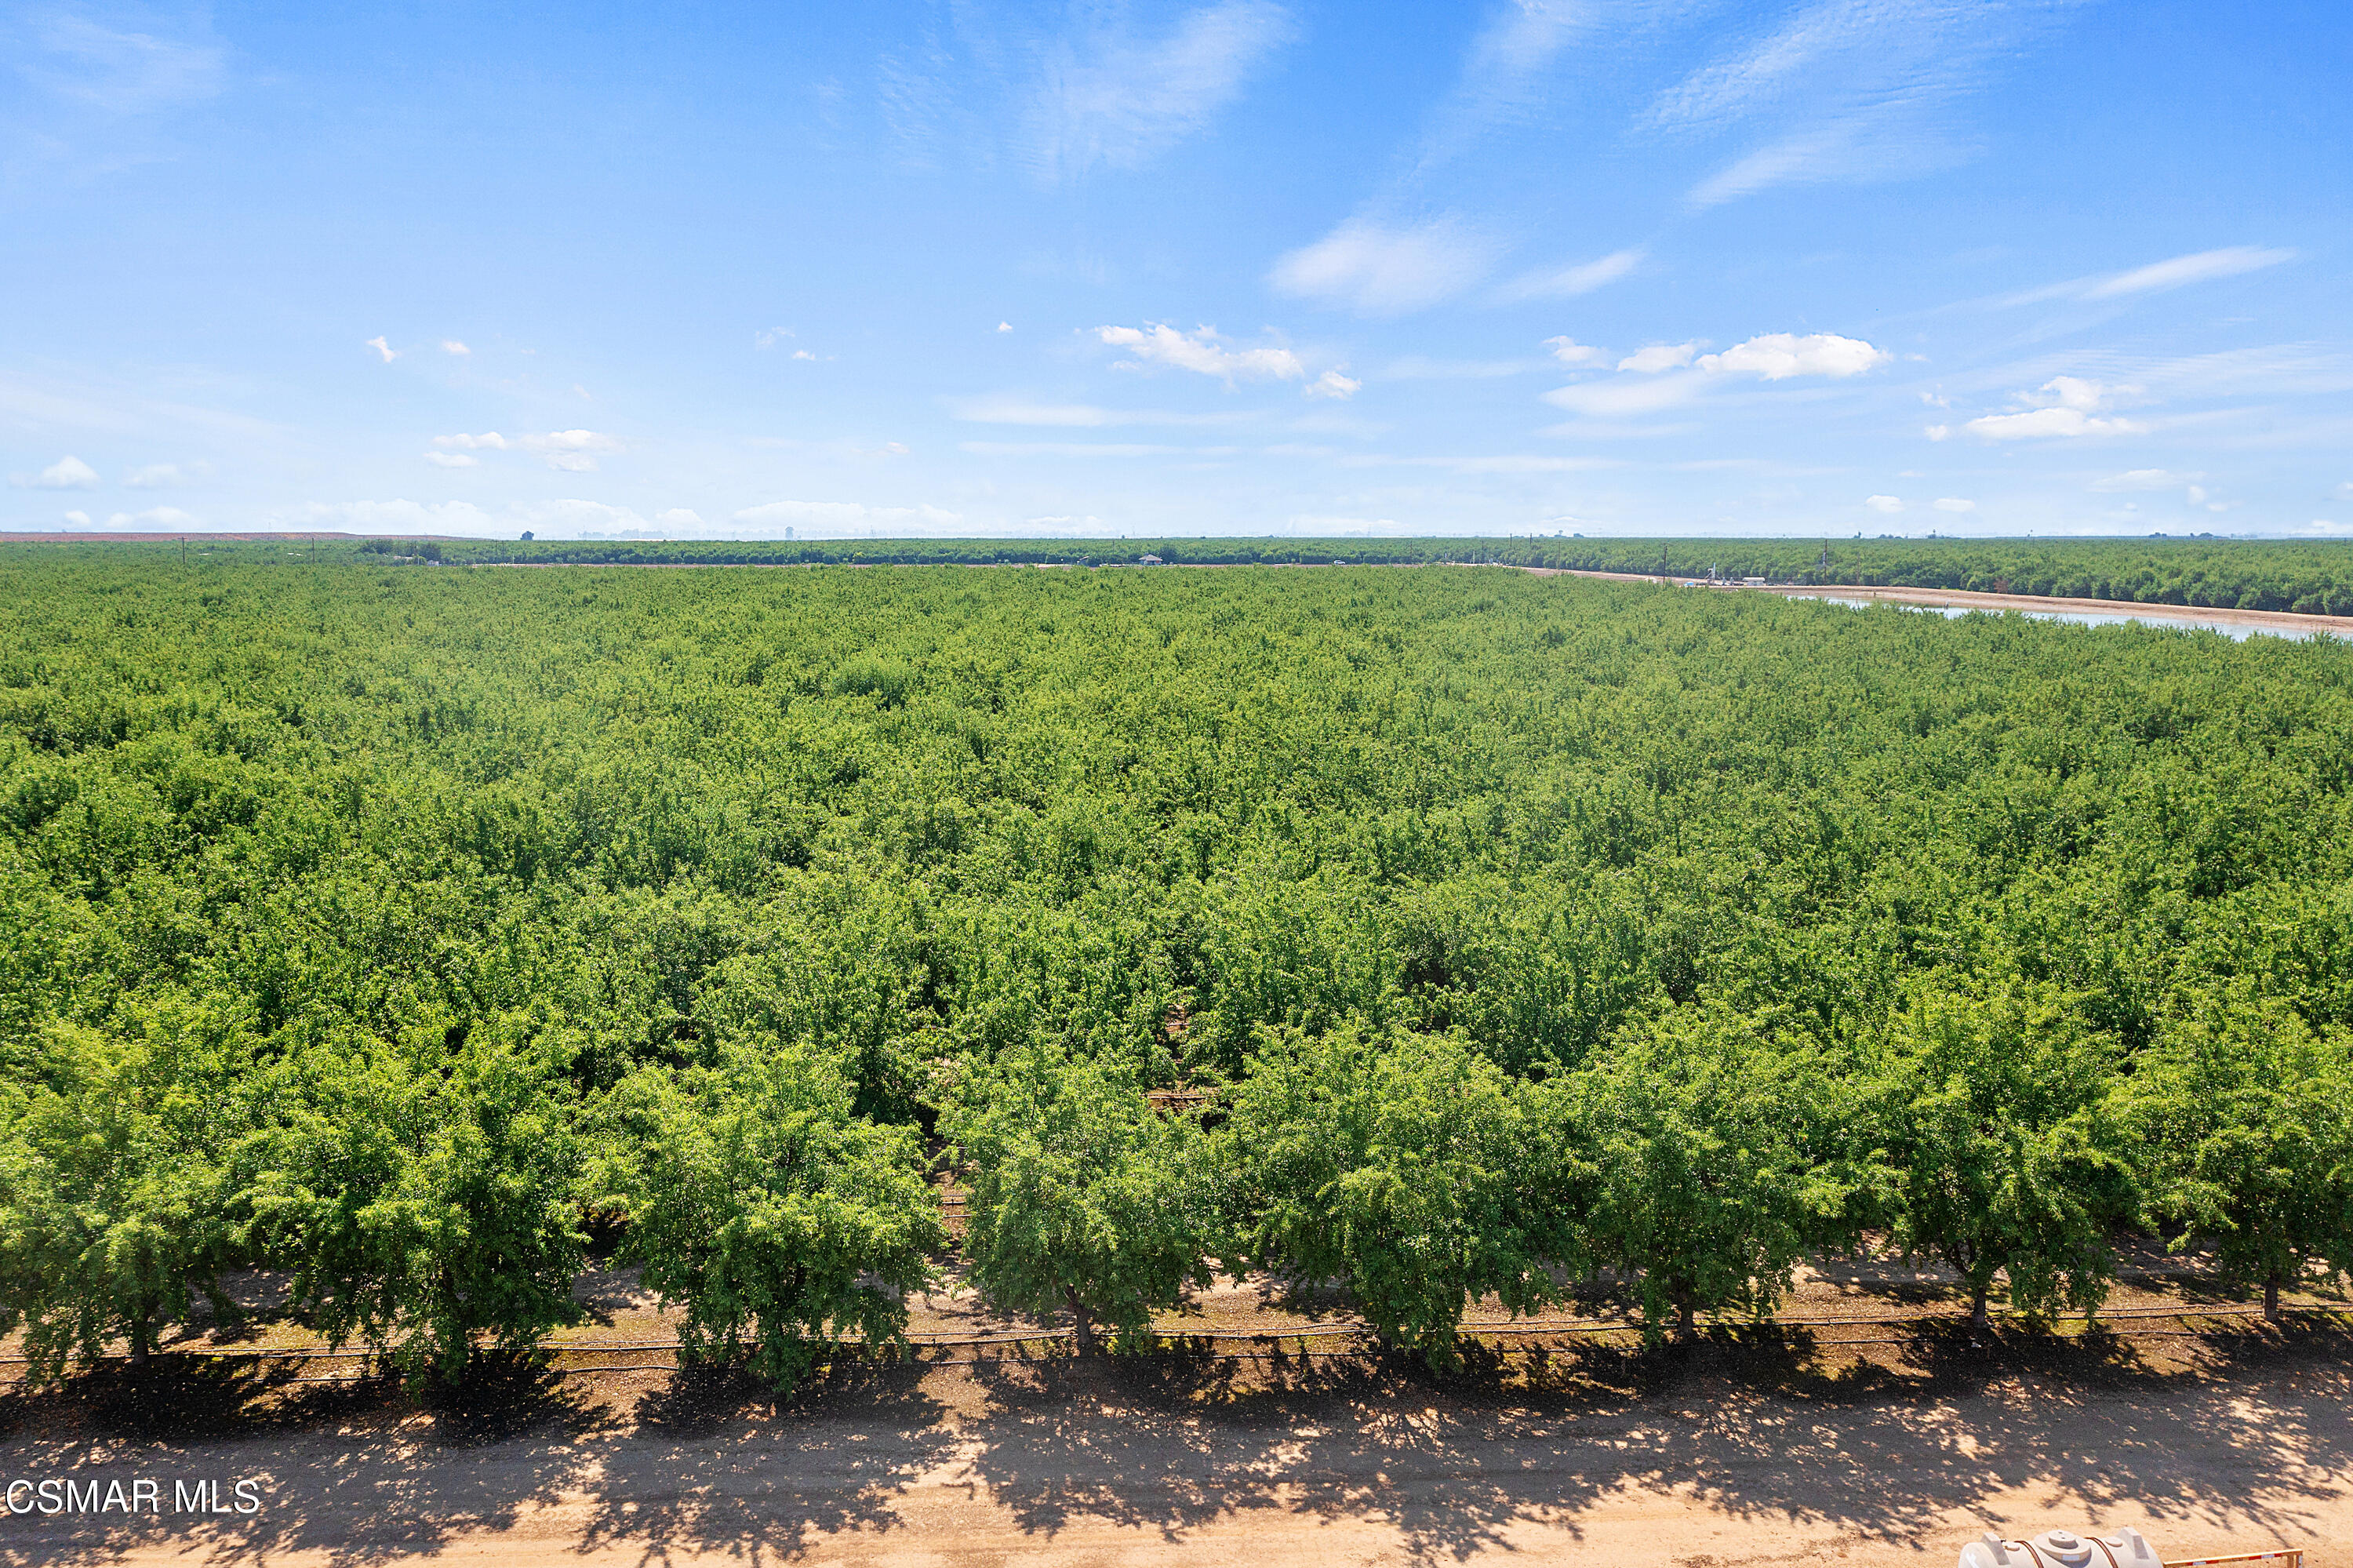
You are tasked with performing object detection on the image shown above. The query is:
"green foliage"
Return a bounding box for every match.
[235,1021,588,1382]
[2126,989,2353,1317]
[1875,984,2134,1322]
[1224,1020,1577,1355]
[604,1043,942,1389]
[0,999,249,1378]
[1561,1006,1863,1342]
[2,552,2352,1364]
[943,1045,1224,1352]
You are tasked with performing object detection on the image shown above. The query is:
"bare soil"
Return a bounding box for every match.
[5,1254,2349,1567]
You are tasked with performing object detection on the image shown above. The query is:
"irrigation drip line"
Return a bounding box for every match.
[5,1304,2337,1370]
[8,1315,2337,1386]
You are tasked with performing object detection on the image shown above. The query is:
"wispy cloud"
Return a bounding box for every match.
[1270,217,1498,315]
[365,336,397,362]
[429,429,621,470]
[1025,1,1295,182]
[1097,323,1304,383]
[124,460,206,487]
[13,9,225,117]
[2083,246,2298,300]
[1656,0,2089,209]
[1495,247,1645,302]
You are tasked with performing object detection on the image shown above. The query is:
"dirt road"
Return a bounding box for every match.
[5,1332,2348,1568]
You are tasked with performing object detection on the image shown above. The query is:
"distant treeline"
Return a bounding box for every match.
[388,533,2350,617]
[10,532,2353,617]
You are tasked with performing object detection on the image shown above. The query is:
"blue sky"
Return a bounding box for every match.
[4,0,2350,540]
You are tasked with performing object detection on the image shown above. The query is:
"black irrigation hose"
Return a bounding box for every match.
[15,1315,2340,1387]
[5,1306,2340,1373]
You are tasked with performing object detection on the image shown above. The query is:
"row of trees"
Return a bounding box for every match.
[13,533,2353,618]
[5,981,2348,1386]
[2,559,2351,1389]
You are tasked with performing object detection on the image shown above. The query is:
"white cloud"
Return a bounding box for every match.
[1024,1,1297,181]
[1543,372,1709,418]
[655,508,706,530]
[1966,408,2144,439]
[441,340,471,356]
[1269,217,1497,315]
[365,336,397,363]
[2332,481,2353,503]
[754,328,794,348]
[98,507,199,530]
[62,510,91,527]
[2090,468,2197,493]
[424,452,478,468]
[1496,248,1644,302]
[125,461,205,488]
[1097,323,1304,384]
[1543,337,1608,368]
[1864,494,1904,514]
[2083,246,2297,300]
[791,348,818,362]
[1618,344,1697,373]
[1544,329,1891,422]
[2305,520,2350,535]
[1695,332,1889,379]
[1924,424,1951,441]
[1933,497,1975,513]
[1964,378,2146,439]
[1305,370,1361,400]
[427,429,620,471]
[519,430,622,471]
[731,500,966,536]
[13,455,100,489]
[996,322,1013,333]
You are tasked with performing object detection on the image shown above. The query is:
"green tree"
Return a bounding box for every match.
[0,1000,248,1378]
[941,1044,1223,1354]
[237,1019,587,1383]
[604,1042,943,1390]
[1566,1007,1862,1343]
[2126,991,2353,1319]
[1877,983,2133,1325]
[1224,1020,1577,1357]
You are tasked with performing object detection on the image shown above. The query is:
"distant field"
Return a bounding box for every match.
[7,531,2353,617]
[2,557,2349,1400]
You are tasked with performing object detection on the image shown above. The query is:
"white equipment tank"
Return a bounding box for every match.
[1958,1528,2162,1568]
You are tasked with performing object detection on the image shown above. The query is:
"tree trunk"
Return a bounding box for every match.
[1064,1284,1097,1356]
[2264,1272,2282,1323]
[129,1307,154,1369]
[1673,1282,1697,1341]
[1969,1282,1990,1329]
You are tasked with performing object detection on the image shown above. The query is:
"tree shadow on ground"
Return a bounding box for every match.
[0,1328,2345,1566]
[946,1328,2353,1563]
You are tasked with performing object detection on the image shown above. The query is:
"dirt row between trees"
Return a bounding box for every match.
[6,1258,2351,1568]
[4,1330,2348,1568]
